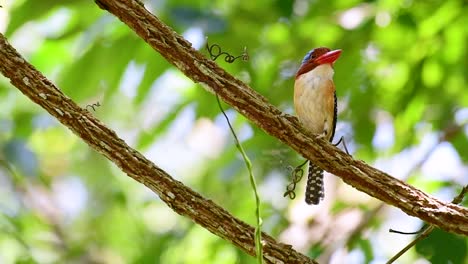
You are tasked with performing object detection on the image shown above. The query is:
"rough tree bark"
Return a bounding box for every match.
[0,0,466,263]
[91,0,468,235]
[0,34,315,264]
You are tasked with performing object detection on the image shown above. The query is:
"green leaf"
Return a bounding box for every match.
[416,228,467,264]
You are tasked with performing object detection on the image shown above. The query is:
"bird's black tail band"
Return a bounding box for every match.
[305,161,324,205]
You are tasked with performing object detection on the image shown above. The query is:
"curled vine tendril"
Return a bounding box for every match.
[206,39,249,63]
[86,101,101,112]
[283,160,308,199]
[283,136,349,200]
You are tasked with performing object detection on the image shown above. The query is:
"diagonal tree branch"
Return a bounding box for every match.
[92,0,468,235]
[0,3,467,264]
[0,34,316,264]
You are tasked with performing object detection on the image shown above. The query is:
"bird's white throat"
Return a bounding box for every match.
[298,64,335,88]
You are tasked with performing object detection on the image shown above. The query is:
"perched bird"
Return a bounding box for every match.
[294,47,342,205]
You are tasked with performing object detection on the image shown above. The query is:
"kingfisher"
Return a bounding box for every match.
[294,47,342,205]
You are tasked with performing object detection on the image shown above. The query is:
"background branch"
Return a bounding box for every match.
[0,34,316,264]
[93,0,468,235]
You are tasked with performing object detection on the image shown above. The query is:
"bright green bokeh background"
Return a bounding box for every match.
[0,0,467,263]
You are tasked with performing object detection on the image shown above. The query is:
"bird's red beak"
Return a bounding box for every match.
[315,49,342,65]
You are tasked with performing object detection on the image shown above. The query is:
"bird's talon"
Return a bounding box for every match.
[315,134,326,140]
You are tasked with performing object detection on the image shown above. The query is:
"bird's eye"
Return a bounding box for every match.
[301,50,315,64]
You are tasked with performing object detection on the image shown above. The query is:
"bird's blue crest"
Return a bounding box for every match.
[301,49,315,65]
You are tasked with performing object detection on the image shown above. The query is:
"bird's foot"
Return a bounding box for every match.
[315,133,327,140]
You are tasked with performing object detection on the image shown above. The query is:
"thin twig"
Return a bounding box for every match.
[216,96,263,264]
[386,226,435,264]
[346,122,467,256]
[386,185,468,264]
[388,228,424,235]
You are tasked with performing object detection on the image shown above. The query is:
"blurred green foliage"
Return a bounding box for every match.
[0,0,467,263]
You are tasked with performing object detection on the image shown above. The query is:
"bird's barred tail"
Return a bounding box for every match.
[305,161,324,204]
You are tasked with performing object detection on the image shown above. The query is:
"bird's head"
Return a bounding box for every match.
[296,47,342,78]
